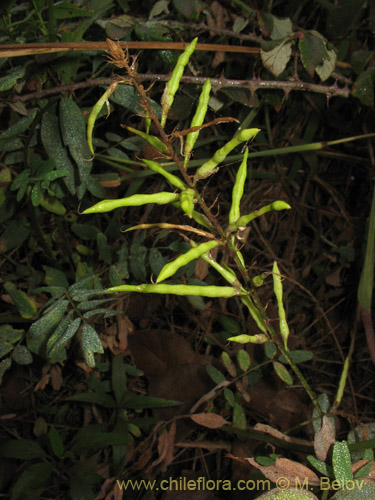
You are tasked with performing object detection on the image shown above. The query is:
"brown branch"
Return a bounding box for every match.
[12,74,351,103]
[0,41,259,58]
[0,40,350,69]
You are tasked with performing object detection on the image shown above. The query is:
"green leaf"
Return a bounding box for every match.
[237,349,251,371]
[172,0,203,20]
[47,317,81,363]
[81,324,104,368]
[0,341,13,359]
[257,489,319,499]
[0,66,25,92]
[67,392,116,408]
[41,111,76,194]
[10,462,52,500]
[59,97,92,198]
[53,1,93,18]
[0,439,48,459]
[39,193,66,215]
[206,364,226,385]
[221,351,236,377]
[271,16,293,40]
[4,282,38,319]
[27,300,69,355]
[149,247,168,276]
[0,325,23,345]
[49,425,64,458]
[70,431,130,454]
[31,183,41,206]
[110,84,161,117]
[279,350,313,364]
[0,358,12,385]
[71,223,100,240]
[0,109,37,141]
[330,482,375,500]
[121,394,183,410]
[332,441,353,482]
[272,360,293,385]
[224,387,235,407]
[316,47,337,82]
[260,40,292,77]
[233,401,246,429]
[43,266,69,289]
[307,455,333,477]
[299,31,327,77]
[12,345,33,365]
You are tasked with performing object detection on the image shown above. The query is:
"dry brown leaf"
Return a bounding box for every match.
[176,440,231,452]
[190,412,228,429]
[254,423,312,447]
[132,446,153,471]
[246,457,320,487]
[34,373,50,391]
[314,415,335,461]
[50,364,63,391]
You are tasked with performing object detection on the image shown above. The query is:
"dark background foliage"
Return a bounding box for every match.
[0,0,374,498]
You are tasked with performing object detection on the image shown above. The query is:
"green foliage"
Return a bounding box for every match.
[1,1,375,498]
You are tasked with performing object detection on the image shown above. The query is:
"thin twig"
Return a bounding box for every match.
[12,74,351,103]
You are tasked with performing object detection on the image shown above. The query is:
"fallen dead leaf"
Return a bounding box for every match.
[314,415,335,461]
[50,364,63,391]
[246,457,320,487]
[190,412,228,429]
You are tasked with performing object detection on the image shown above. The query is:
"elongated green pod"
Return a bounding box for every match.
[142,159,186,190]
[235,200,291,228]
[125,126,169,156]
[157,239,218,283]
[180,188,195,218]
[105,283,243,298]
[227,334,268,344]
[87,82,118,157]
[198,249,242,288]
[272,261,289,349]
[194,128,260,181]
[229,148,248,225]
[161,38,198,128]
[240,295,267,333]
[184,78,211,166]
[82,192,180,214]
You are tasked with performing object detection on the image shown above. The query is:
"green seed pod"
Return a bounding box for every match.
[82,192,180,214]
[125,126,169,156]
[105,283,243,298]
[157,239,218,283]
[142,159,187,190]
[272,261,289,348]
[229,148,248,226]
[87,82,118,157]
[194,128,260,182]
[161,38,198,128]
[240,295,267,333]
[184,78,211,166]
[197,247,241,288]
[235,200,291,228]
[180,188,195,218]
